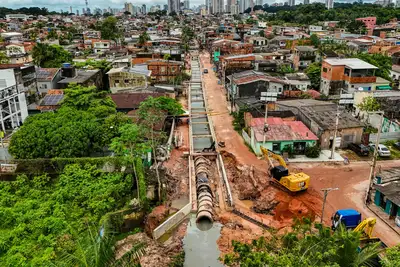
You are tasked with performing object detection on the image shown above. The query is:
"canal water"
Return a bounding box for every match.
[183,215,223,267]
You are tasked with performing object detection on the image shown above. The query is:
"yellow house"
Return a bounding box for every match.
[107,67,151,93]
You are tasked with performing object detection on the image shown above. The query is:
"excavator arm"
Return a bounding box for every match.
[354,218,377,240]
[260,146,287,168]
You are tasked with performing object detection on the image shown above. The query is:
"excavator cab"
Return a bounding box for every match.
[260,146,310,193]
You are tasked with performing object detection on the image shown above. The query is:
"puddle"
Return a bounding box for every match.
[183,214,223,267]
[241,199,254,209]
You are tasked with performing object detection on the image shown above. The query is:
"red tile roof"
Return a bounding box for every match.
[251,117,318,142]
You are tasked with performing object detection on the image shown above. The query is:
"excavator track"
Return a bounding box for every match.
[269,178,306,196]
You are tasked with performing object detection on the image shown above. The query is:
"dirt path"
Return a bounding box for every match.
[200,52,266,171]
[295,161,400,247]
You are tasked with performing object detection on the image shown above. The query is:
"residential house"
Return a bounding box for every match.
[110,92,167,113]
[276,99,365,149]
[292,46,317,70]
[5,44,32,64]
[107,66,151,93]
[0,64,37,98]
[320,58,378,96]
[57,65,103,89]
[93,40,112,54]
[284,73,311,91]
[245,117,318,155]
[372,168,400,228]
[146,59,184,83]
[36,90,64,111]
[36,68,62,94]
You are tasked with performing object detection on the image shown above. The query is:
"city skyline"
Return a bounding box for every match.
[1,0,379,11]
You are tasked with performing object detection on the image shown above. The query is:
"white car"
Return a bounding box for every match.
[370,144,391,157]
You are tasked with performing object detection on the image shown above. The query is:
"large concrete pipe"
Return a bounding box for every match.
[194,156,214,230]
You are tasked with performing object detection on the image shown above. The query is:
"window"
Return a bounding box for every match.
[160,66,166,72]
[323,67,327,72]
[171,66,177,72]
[272,143,280,151]
[124,79,129,83]
[43,84,47,89]
[115,79,120,83]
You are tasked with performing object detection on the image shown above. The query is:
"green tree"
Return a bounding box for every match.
[47,28,58,40]
[110,124,149,201]
[346,20,367,34]
[305,62,321,90]
[138,31,150,47]
[96,16,121,42]
[310,34,320,47]
[0,51,9,64]
[381,245,400,267]
[224,222,381,267]
[357,96,381,112]
[356,53,392,81]
[163,53,171,61]
[9,108,102,159]
[32,43,72,68]
[61,84,116,118]
[259,30,265,37]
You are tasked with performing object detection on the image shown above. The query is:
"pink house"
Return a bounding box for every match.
[356,17,377,29]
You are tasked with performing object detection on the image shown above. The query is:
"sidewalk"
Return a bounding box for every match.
[289,150,344,163]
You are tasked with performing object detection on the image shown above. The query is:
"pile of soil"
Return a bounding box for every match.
[144,205,170,235]
[253,189,280,214]
[221,150,269,200]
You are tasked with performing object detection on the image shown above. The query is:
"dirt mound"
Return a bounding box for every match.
[220,150,269,200]
[144,205,169,235]
[252,189,279,214]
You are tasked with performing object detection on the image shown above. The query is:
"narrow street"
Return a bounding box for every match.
[199,51,400,247]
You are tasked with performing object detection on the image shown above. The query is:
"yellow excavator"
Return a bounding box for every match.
[260,146,310,193]
[331,209,381,243]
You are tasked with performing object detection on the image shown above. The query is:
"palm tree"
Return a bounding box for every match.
[32,43,50,67]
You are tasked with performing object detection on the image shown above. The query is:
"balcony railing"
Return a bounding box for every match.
[345,76,376,83]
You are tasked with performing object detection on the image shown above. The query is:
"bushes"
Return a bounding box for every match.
[305,144,321,158]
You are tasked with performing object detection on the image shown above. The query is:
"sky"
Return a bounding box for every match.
[1,0,371,12]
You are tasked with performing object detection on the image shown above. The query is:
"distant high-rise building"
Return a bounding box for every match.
[326,0,334,9]
[255,0,263,6]
[184,0,190,9]
[289,0,295,6]
[70,6,73,13]
[125,2,134,14]
[142,4,147,14]
[61,9,63,13]
[76,10,79,15]
[86,7,91,14]
[211,0,224,13]
[164,4,168,10]
[304,0,310,4]
[168,0,180,14]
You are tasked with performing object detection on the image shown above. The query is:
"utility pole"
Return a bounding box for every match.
[321,187,339,223]
[330,105,340,159]
[263,101,268,145]
[365,111,384,205]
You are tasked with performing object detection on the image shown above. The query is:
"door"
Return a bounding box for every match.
[390,204,398,220]
[294,142,306,154]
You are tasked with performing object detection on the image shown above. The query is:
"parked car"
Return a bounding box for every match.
[393,142,400,150]
[348,143,369,156]
[203,69,208,74]
[370,144,391,157]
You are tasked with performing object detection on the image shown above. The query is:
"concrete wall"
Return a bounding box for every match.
[152,203,192,240]
[320,127,363,149]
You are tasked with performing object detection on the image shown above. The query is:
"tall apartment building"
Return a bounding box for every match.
[255,0,263,6]
[326,0,334,9]
[211,0,224,13]
[304,0,310,4]
[168,0,180,13]
[124,2,134,14]
[184,0,190,9]
[289,0,295,6]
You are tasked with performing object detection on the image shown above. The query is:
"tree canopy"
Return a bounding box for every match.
[0,164,131,266]
[356,53,392,81]
[305,62,322,90]
[357,96,381,112]
[224,220,383,267]
[95,16,121,42]
[32,43,72,68]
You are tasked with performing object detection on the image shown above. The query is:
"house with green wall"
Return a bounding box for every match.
[243,117,318,156]
[373,168,400,228]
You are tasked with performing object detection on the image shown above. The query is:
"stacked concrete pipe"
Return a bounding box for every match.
[194,156,214,228]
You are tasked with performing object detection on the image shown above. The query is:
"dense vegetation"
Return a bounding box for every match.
[224,219,400,267]
[32,43,72,68]
[258,3,400,25]
[0,164,132,266]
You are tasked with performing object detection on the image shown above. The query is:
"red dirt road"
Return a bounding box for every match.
[296,161,400,247]
[200,51,400,247]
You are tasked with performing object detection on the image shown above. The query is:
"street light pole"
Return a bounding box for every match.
[321,187,339,223]
[365,111,384,205]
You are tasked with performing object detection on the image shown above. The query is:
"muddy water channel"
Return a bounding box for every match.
[183,215,223,267]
